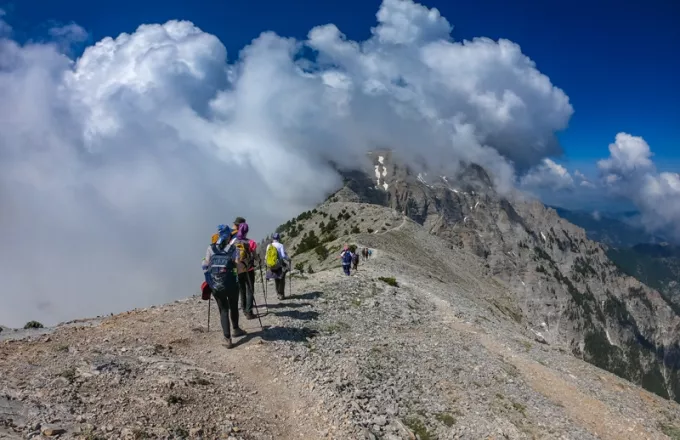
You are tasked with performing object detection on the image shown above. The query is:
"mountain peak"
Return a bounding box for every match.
[317,152,680,403]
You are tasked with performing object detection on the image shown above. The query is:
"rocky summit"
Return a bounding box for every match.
[2,154,680,440]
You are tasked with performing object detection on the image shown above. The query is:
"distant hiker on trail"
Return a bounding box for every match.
[362,247,368,261]
[368,249,373,259]
[266,233,290,300]
[203,228,246,349]
[230,222,258,320]
[352,251,359,271]
[340,245,354,276]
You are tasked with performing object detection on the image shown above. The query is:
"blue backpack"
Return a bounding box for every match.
[342,251,353,265]
[207,243,238,292]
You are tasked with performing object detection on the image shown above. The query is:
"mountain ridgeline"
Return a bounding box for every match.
[276,151,680,404]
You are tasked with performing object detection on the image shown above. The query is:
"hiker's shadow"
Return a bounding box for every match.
[233,325,318,347]
[272,310,319,321]
[264,302,312,309]
[287,291,323,301]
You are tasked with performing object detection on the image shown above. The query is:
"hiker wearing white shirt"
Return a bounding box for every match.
[265,233,290,300]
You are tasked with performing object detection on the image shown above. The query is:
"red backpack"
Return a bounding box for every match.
[201,281,212,300]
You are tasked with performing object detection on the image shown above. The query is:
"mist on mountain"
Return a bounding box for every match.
[0,0,573,327]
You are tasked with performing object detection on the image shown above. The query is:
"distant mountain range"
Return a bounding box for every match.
[551,206,680,310]
[548,206,666,248]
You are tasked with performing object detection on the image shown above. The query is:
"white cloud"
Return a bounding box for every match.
[0,0,573,327]
[49,23,89,42]
[520,158,574,191]
[598,133,680,238]
[573,169,596,188]
[374,0,452,44]
[0,8,11,36]
[598,132,653,175]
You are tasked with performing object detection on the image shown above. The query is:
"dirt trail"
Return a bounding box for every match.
[138,292,346,440]
[0,289,346,440]
[178,316,338,439]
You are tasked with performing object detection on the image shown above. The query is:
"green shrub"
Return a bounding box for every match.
[403,417,432,440]
[166,395,184,405]
[307,265,314,274]
[295,231,320,255]
[435,413,456,427]
[294,262,305,273]
[24,321,43,329]
[378,277,399,287]
[321,218,338,234]
[351,226,360,234]
[314,245,329,260]
[296,210,313,222]
[59,367,77,383]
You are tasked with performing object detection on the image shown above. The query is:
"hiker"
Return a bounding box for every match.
[340,245,353,276]
[362,247,368,260]
[203,228,246,349]
[211,217,244,244]
[352,251,360,271]
[368,249,373,259]
[266,233,290,300]
[230,222,258,320]
[211,224,227,245]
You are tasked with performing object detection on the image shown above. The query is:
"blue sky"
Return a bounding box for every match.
[3,0,678,174]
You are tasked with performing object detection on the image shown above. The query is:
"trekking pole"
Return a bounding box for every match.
[207,298,211,332]
[258,260,268,305]
[251,268,268,318]
[289,259,293,297]
[248,277,265,331]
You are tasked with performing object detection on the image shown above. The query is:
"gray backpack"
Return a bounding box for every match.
[207,243,238,292]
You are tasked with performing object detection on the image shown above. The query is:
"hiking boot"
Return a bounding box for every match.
[223,337,234,349]
[244,312,256,320]
[232,327,246,337]
[277,294,285,300]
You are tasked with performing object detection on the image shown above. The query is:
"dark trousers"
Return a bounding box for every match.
[274,273,286,298]
[212,288,239,339]
[343,264,351,276]
[238,271,255,314]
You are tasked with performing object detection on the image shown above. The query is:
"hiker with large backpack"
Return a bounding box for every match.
[203,228,246,349]
[265,233,290,300]
[230,222,259,320]
[340,245,353,276]
[211,217,244,245]
[352,251,360,271]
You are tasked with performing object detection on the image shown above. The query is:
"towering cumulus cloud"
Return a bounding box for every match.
[0,0,572,326]
[598,133,680,239]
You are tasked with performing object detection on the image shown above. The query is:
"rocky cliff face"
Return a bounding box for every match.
[335,151,680,403]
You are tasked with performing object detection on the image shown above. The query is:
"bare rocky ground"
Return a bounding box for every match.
[3,205,680,439]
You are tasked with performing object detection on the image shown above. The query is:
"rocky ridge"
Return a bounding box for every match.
[309,151,680,404]
[3,206,680,439]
